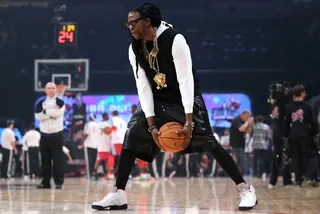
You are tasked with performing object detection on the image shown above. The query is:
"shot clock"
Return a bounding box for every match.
[55,22,77,46]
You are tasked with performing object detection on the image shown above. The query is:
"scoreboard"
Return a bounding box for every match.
[55,22,77,46]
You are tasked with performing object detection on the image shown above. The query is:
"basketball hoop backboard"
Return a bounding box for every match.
[34,58,89,92]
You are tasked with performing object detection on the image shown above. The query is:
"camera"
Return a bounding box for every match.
[268,81,293,119]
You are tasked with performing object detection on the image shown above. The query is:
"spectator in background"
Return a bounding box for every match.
[13,136,23,177]
[220,128,239,173]
[110,110,127,176]
[21,137,30,179]
[269,106,293,189]
[252,116,271,180]
[81,114,100,180]
[95,112,114,180]
[244,132,253,176]
[220,129,231,151]
[230,110,254,174]
[1,120,18,179]
[284,84,318,186]
[22,123,41,178]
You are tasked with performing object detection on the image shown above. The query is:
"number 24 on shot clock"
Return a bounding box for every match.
[55,22,77,45]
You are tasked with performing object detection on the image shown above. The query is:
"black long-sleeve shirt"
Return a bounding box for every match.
[284,100,318,138]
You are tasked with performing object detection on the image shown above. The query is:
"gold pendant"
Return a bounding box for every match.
[153,72,167,90]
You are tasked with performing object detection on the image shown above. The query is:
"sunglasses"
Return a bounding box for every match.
[125,17,145,28]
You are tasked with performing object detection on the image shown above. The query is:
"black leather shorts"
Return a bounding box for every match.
[122,95,217,162]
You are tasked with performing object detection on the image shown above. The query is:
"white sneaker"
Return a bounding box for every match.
[262,173,267,181]
[239,185,258,210]
[91,186,128,210]
[107,173,115,180]
[268,184,274,189]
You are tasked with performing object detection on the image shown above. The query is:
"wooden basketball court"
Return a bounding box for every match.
[0,177,319,213]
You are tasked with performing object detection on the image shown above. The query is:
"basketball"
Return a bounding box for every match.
[158,122,186,152]
[103,127,112,135]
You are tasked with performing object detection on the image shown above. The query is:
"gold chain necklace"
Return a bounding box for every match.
[142,28,167,90]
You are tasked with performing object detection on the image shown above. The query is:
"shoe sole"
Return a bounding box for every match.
[91,204,128,210]
[239,199,258,211]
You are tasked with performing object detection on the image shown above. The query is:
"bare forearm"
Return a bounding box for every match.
[239,121,250,132]
[246,123,253,133]
[185,113,193,123]
[147,117,156,127]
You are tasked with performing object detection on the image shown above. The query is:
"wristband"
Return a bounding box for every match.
[148,124,157,133]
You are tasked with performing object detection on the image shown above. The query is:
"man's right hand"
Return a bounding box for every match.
[150,128,165,151]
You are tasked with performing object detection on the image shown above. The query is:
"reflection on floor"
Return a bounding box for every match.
[0,177,319,214]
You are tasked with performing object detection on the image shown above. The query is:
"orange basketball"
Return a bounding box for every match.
[103,127,112,135]
[158,122,186,152]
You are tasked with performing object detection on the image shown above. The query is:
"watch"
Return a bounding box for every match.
[148,124,157,133]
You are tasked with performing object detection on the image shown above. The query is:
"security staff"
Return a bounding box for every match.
[35,82,65,189]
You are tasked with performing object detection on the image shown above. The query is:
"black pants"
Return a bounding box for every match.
[40,133,64,186]
[28,147,40,177]
[115,143,245,190]
[291,136,315,184]
[232,148,245,175]
[84,147,97,178]
[253,149,269,177]
[123,96,216,162]
[114,155,120,176]
[1,148,13,178]
[23,151,30,176]
[269,140,292,185]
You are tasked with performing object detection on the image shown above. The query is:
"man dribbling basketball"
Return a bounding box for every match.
[92,3,257,211]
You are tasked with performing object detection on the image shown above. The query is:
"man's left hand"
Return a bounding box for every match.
[176,125,192,150]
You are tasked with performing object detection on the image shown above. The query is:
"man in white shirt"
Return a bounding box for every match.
[94,113,113,179]
[92,3,257,211]
[82,114,99,179]
[1,120,17,178]
[21,135,30,178]
[110,111,127,175]
[35,82,65,189]
[220,129,231,150]
[22,123,41,178]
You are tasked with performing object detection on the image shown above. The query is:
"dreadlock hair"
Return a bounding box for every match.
[129,3,162,78]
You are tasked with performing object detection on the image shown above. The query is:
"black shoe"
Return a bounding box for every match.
[36,184,51,189]
[55,185,62,189]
